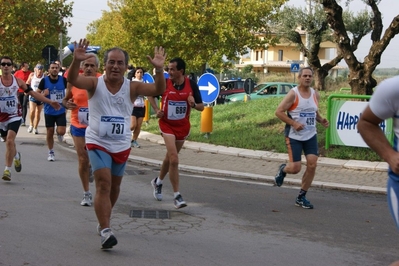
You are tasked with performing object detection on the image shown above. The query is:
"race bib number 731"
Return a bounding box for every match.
[99,116,126,140]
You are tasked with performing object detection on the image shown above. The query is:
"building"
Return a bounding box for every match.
[235,31,343,76]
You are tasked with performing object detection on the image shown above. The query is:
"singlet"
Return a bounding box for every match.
[132,78,145,107]
[369,76,399,181]
[29,73,44,100]
[85,76,133,153]
[285,86,318,141]
[0,75,22,122]
[43,76,66,115]
[159,78,193,127]
[70,73,102,128]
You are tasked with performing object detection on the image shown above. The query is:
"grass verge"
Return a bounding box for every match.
[143,94,382,162]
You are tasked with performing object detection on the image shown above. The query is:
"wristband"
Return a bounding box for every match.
[155,68,163,73]
[191,102,196,108]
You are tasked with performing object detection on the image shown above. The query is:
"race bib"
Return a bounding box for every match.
[50,90,64,103]
[99,116,125,140]
[300,112,316,128]
[167,101,187,120]
[78,107,89,125]
[0,96,17,114]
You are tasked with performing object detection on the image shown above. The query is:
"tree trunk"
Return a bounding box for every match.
[313,68,328,91]
[347,64,377,95]
[322,0,399,95]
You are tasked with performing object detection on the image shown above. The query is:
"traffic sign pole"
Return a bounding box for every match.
[197,73,220,136]
[290,63,300,83]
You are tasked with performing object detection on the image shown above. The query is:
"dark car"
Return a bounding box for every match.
[217,79,246,104]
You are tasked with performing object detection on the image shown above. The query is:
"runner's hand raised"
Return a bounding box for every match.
[147,46,166,69]
[73,39,95,62]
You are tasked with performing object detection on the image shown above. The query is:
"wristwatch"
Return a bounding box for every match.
[191,102,196,108]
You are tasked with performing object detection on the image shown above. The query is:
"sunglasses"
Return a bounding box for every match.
[1,62,12,67]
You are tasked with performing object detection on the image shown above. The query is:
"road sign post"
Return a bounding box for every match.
[197,73,220,136]
[42,45,58,65]
[290,63,300,83]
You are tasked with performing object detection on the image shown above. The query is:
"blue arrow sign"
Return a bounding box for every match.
[142,72,154,83]
[197,73,219,104]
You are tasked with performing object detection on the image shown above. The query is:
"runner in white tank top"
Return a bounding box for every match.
[274,67,329,209]
[67,40,166,249]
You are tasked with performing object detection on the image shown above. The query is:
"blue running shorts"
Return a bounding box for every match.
[88,149,126,177]
[387,177,399,230]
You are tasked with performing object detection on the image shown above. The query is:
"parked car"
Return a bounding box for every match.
[217,79,246,104]
[225,82,297,103]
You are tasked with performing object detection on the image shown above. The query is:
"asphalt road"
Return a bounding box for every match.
[0,136,397,266]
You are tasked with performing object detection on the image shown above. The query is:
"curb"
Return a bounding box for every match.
[138,131,388,172]
[62,132,387,195]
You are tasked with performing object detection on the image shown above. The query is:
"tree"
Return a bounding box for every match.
[321,0,399,95]
[0,0,73,65]
[276,1,372,91]
[86,9,129,68]
[85,0,286,73]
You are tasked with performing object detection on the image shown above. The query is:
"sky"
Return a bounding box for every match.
[66,0,398,68]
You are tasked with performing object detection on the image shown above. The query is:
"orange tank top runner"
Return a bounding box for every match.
[70,73,102,128]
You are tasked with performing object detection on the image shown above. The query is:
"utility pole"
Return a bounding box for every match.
[59,32,63,67]
[305,0,312,67]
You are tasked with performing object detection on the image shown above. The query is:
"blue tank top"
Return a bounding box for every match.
[43,76,66,115]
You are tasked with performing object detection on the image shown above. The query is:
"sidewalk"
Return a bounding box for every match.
[63,130,388,195]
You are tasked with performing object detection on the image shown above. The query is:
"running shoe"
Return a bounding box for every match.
[27,126,33,133]
[47,152,55,162]
[101,228,118,249]
[131,140,140,148]
[34,128,39,134]
[151,178,163,201]
[274,163,287,187]
[57,134,64,143]
[80,192,92,206]
[295,196,314,209]
[2,170,11,181]
[174,194,187,209]
[13,152,21,172]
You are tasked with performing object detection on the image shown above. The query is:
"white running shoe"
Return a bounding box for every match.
[27,126,33,133]
[34,128,39,134]
[101,228,118,249]
[174,194,187,209]
[151,178,163,201]
[80,192,92,206]
[47,152,55,162]
[131,140,140,148]
[57,134,64,143]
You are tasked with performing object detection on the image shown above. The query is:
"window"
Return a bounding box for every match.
[278,50,283,61]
